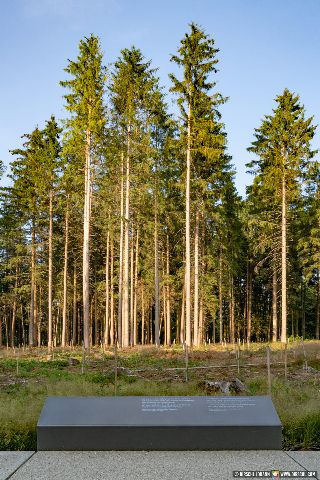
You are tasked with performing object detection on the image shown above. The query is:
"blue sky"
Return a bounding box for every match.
[1,0,319,197]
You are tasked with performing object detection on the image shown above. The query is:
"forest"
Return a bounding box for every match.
[0,23,319,351]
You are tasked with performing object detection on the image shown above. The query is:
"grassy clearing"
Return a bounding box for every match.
[0,341,319,450]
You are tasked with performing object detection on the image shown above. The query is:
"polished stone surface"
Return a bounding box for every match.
[37,396,282,450]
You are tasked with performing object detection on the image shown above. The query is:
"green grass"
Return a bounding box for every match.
[245,376,320,450]
[0,344,319,451]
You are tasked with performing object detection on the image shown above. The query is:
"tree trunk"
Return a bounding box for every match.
[118,154,124,346]
[34,283,38,346]
[281,173,287,343]
[94,289,98,346]
[53,304,59,347]
[301,280,306,340]
[30,221,36,347]
[11,267,18,348]
[272,252,277,342]
[199,296,203,344]
[62,200,69,348]
[149,305,153,344]
[247,260,252,343]
[141,282,145,345]
[104,231,110,346]
[229,273,235,344]
[72,261,77,346]
[185,101,192,346]
[316,270,320,340]
[89,296,93,346]
[166,235,171,346]
[154,208,160,347]
[123,131,130,348]
[193,210,199,346]
[83,129,91,350]
[163,272,167,346]
[4,314,8,348]
[110,236,114,346]
[38,284,42,347]
[219,251,223,344]
[11,301,16,349]
[133,229,139,346]
[180,283,185,344]
[47,189,53,351]
[130,229,134,346]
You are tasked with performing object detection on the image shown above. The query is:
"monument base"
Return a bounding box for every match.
[37,396,282,450]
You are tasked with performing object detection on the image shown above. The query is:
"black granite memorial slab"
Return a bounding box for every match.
[37,395,282,450]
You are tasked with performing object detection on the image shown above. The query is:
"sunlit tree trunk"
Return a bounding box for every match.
[154,208,160,347]
[219,251,223,344]
[301,280,306,340]
[180,283,185,344]
[94,288,98,346]
[141,282,145,345]
[38,285,42,347]
[29,220,36,347]
[72,261,77,346]
[133,229,139,346]
[118,154,124,346]
[281,173,287,343]
[130,229,134,346]
[272,252,277,342]
[193,210,199,346]
[62,200,69,348]
[123,131,130,347]
[104,231,110,346]
[199,296,203,344]
[11,267,18,348]
[229,272,235,344]
[166,235,171,346]
[110,236,114,346]
[247,259,252,343]
[316,271,320,340]
[83,129,91,350]
[47,189,53,351]
[185,101,191,346]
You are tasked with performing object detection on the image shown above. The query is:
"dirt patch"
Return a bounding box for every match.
[0,375,28,387]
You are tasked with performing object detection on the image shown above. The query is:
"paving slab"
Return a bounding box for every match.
[0,451,34,480]
[10,450,307,480]
[286,452,319,479]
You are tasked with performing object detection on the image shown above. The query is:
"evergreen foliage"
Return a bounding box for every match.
[0,33,319,348]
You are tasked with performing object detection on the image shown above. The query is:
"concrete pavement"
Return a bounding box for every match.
[0,452,34,480]
[1,451,318,480]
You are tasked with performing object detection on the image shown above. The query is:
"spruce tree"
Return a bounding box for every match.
[297,161,320,339]
[42,116,61,350]
[110,46,160,347]
[10,128,46,346]
[248,89,316,343]
[170,23,224,346]
[60,34,106,350]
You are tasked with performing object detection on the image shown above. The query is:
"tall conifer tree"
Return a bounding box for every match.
[42,117,61,350]
[170,23,222,346]
[110,46,159,347]
[60,35,106,350]
[248,89,316,343]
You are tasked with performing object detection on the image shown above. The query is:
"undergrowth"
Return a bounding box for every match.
[0,342,319,450]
